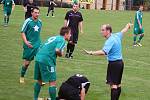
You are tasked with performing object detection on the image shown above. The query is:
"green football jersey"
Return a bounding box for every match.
[21,17,42,48]
[35,35,66,66]
[134,10,143,28]
[1,0,14,9]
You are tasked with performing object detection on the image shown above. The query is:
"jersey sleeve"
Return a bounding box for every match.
[65,11,69,20]
[23,3,27,7]
[115,32,123,40]
[79,13,83,22]
[12,0,15,4]
[21,18,30,33]
[102,39,114,55]
[56,40,66,52]
[1,0,4,4]
[136,11,139,20]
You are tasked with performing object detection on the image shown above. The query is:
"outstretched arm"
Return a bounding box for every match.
[121,23,133,34]
[83,49,105,56]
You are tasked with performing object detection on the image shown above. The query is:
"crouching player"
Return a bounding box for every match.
[57,74,90,100]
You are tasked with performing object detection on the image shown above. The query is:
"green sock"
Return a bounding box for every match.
[4,16,7,24]
[133,35,137,43]
[49,86,56,100]
[34,82,41,100]
[20,66,27,77]
[138,34,144,43]
[7,16,9,24]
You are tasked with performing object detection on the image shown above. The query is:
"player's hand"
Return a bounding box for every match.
[127,23,133,29]
[83,49,92,55]
[25,41,33,48]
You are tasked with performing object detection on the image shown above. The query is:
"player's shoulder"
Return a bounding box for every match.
[24,18,32,23]
[38,19,42,23]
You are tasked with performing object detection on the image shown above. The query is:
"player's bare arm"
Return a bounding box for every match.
[121,23,132,34]
[84,49,105,56]
[80,87,86,100]
[79,21,83,34]
[12,3,15,11]
[21,33,33,48]
[64,20,68,27]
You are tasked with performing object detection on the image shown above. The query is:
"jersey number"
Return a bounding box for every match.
[45,37,56,45]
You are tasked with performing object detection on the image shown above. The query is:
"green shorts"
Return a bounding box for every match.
[22,47,38,61]
[34,61,56,82]
[4,8,12,16]
[134,27,144,35]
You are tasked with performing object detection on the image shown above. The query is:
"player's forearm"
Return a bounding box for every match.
[12,4,15,11]
[64,20,68,26]
[79,22,83,33]
[21,33,28,44]
[121,23,132,34]
[86,50,105,56]
[138,19,142,27]
[80,88,85,100]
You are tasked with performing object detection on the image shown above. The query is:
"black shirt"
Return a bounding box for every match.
[65,10,83,34]
[65,74,90,93]
[48,1,55,9]
[23,1,37,19]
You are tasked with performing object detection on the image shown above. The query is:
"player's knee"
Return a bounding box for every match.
[49,81,56,86]
[141,34,144,37]
[37,80,43,86]
[111,84,118,89]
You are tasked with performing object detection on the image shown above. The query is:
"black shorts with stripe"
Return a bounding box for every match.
[106,60,124,85]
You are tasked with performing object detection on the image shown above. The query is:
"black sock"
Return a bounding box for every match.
[65,43,71,57]
[111,88,118,100]
[69,44,75,57]
[52,11,54,16]
[117,87,121,100]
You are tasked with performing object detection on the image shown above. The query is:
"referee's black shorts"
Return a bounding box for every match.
[106,60,124,85]
[58,82,81,100]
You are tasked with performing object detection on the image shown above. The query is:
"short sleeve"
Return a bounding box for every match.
[102,39,114,55]
[21,18,30,33]
[65,11,69,20]
[115,32,123,40]
[12,0,15,4]
[56,40,66,51]
[79,13,83,22]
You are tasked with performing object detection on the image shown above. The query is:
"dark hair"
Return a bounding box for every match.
[105,24,112,33]
[60,27,70,36]
[31,6,40,12]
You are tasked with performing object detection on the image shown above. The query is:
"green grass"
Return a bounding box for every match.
[0,6,150,100]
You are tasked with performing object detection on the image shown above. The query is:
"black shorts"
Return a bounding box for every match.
[70,32,78,44]
[58,82,81,100]
[106,60,124,85]
[48,7,54,11]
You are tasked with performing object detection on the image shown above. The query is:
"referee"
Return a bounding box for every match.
[84,23,132,100]
[57,74,90,100]
[64,3,83,58]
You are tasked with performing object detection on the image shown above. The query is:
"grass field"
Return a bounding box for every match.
[0,6,150,100]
